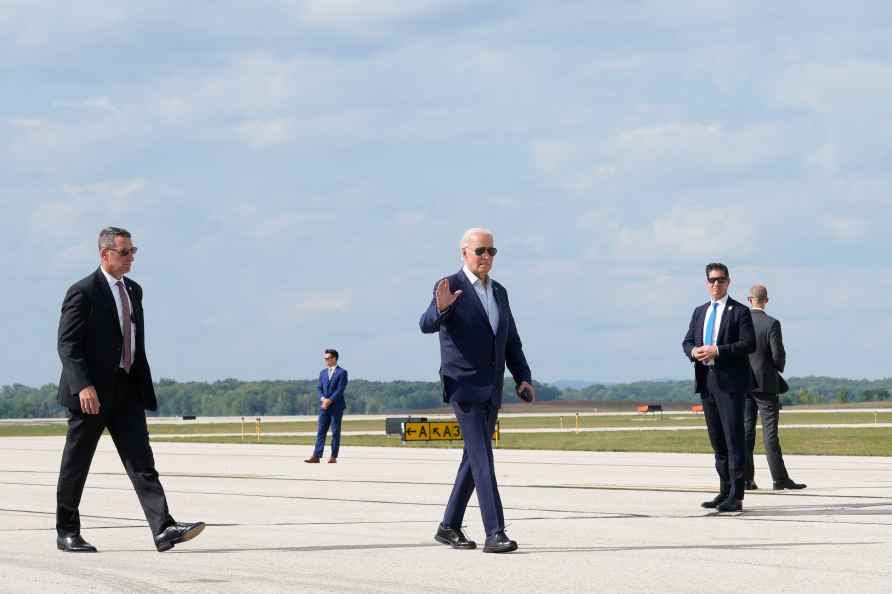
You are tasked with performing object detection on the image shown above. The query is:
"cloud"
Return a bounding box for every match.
[647,207,755,258]
[805,143,840,174]
[236,117,298,148]
[531,120,798,195]
[617,122,723,156]
[280,291,354,322]
[777,61,892,114]
[29,179,148,235]
[51,96,121,114]
[23,179,166,274]
[819,215,868,242]
[297,0,453,27]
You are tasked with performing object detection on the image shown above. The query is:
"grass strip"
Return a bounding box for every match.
[152,426,892,456]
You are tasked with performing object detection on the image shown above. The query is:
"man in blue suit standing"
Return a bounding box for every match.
[420,227,535,554]
[305,349,347,464]
[682,263,756,512]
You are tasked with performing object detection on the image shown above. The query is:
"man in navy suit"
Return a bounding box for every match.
[305,349,348,463]
[420,227,535,553]
[682,263,756,512]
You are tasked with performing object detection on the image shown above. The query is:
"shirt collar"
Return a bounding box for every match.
[751,306,764,311]
[710,294,729,308]
[100,265,124,286]
[462,265,491,289]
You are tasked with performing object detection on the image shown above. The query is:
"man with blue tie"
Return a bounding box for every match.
[683,263,756,512]
[420,227,535,553]
[305,349,347,464]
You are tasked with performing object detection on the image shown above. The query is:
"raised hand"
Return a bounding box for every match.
[435,278,463,312]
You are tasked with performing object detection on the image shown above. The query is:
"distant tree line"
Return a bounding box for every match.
[0,378,560,418]
[1,376,889,419]
[560,377,891,407]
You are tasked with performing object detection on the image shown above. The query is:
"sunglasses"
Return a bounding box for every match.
[471,247,498,257]
[707,276,728,285]
[106,246,138,257]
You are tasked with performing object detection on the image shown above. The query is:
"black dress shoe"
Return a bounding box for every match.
[716,498,743,512]
[57,534,97,553]
[701,494,727,509]
[773,478,807,490]
[483,531,518,553]
[744,480,758,490]
[154,521,206,552]
[434,524,476,549]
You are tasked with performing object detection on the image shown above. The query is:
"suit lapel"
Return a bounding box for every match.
[493,284,506,337]
[123,277,139,339]
[716,299,735,344]
[456,270,491,330]
[695,302,708,346]
[94,268,123,337]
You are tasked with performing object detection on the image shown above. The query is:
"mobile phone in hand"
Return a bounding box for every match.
[518,386,533,402]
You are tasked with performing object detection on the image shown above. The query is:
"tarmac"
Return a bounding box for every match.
[2,436,892,593]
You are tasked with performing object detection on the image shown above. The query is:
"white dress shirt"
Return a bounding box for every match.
[100,266,137,368]
[463,265,499,333]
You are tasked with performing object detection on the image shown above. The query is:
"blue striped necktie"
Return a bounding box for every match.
[704,302,719,346]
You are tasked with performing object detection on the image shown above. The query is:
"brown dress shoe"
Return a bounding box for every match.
[328,457,337,463]
[304,456,320,463]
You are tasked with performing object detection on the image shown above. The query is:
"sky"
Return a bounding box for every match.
[2,1,891,387]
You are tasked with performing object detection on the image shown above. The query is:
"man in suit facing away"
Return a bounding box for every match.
[56,226,205,553]
[682,263,756,512]
[420,227,535,553]
[744,285,806,491]
[305,349,347,464]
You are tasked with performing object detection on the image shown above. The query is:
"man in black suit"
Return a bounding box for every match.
[420,227,535,553]
[55,226,205,553]
[744,284,806,491]
[683,263,756,512]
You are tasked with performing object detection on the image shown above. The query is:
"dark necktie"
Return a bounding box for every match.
[115,281,133,372]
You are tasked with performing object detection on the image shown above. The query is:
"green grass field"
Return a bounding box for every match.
[4,411,892,437]
[5,413,892,456]
[149,426,892,456]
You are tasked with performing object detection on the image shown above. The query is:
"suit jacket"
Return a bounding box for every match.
[682,296,756,395]
[317,366,348,414]
[419,269,531,408]
[748,309,787,394]
[57,268,156,410]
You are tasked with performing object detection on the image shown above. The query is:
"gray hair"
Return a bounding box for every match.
[98,226,131,251]
[460,227,494,251]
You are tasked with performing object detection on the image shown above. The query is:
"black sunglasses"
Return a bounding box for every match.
[106,246,138,257]
[707,276,728,285]
[472,247,498,257]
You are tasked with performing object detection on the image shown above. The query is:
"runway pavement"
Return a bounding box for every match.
[1,436,892,593]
